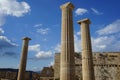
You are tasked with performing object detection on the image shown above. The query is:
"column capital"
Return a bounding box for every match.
[60,2,74,10]
[77,18,91,25]
[22,37,31,40]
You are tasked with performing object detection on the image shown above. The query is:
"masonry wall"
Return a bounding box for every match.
[54,52,120,80]
[0,71,34,80]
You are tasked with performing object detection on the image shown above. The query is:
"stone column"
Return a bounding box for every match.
[77,18,95,80]
[60,2,75,80]
[17,37,31,80]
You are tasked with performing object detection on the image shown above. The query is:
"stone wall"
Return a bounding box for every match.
[54,52,120,80]
[0,70,35,80]
[40,66,54,80]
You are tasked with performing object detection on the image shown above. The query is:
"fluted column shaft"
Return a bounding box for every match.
[60,2,75,80]
[78,18,95,80]
[17,37,31,80]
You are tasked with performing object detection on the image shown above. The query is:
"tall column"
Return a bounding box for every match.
[17,37,31,80]
[60,2,75,80]
[77,18,95,80]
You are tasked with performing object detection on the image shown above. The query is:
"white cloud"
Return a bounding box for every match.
[37,28,50,35]
[54,44,61,52]
[54,19,120,53]
[0,15,5,26]
[76,31,81,35]
[92,19,120,52]
[75,8,88,16]
[29,44,40,52]
[74,35,81,52]
[74,24,120,52]
[0,36,17,48]
[29,44,53,59]
[0,0,30,17]
[0,0,30,26]
[35,51,52,59]
[34,24,42,27]
[91,36,116,51]
[74,34,120,52]
[97,19,120,35]
[54,35,81,53]
[0,28,17,49]
[0,28,4,34]
[49,61,54,66]
[91,8,103,15]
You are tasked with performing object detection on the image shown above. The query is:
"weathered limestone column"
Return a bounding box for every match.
[17,37,31,80]
[77,18,95,80]
[60,2,75,80]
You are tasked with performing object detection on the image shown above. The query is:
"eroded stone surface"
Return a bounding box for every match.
[54,52,120,80]
[60,2,75,80]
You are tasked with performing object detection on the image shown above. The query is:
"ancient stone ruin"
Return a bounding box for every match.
[0,2,120,80]
[17,37,31,80]
[54,52,120,80]
[60,2,75,80]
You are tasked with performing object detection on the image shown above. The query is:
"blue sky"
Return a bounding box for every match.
[0,0,120,71]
